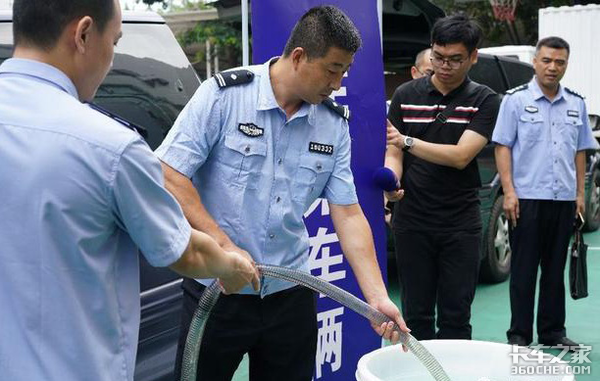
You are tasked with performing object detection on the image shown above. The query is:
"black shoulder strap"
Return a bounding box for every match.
[565,87,585,99]
[213,69,255,88]
[87,102,147,138]
[322,97,351,121]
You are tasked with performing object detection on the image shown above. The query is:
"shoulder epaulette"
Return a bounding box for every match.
[87,102,147,138]
[322,97,350,121]
[505,84,528,95]
[565,87,585,99]
[213,69,254,88]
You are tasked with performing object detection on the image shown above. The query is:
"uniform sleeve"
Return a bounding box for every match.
[491,95,518,147]
[387,86,407,134]
[155,79,223,177]
[577,100,599,151]
[322,121,358,205]
[111,138,191,267]
[466,92,501,141]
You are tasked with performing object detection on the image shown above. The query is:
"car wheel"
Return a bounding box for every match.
[584,167,600,232]
[479,195,511,283]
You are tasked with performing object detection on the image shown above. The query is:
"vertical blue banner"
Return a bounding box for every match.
[252,2,387,380]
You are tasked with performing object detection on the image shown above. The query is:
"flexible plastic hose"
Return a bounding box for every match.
[180,280,222,381]
[180,265,451,381]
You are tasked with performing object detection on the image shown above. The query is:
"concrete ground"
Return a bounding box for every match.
[232,230,600,380]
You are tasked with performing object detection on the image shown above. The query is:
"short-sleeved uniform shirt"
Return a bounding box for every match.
[156,58,358,297]
[388,76,500,232]
[0,58,191,381]
[492,77,599,201]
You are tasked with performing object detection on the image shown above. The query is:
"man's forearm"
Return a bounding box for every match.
[161,162,234,248]
[576,150,586,199]
[384,145,403,180]
[407,130,488,170]
[330,204,388,304]
[495,145,516,194]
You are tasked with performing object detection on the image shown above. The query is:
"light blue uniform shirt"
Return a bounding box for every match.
[492,77,598,201]
[0,58,191,381]
[156,58,358,297]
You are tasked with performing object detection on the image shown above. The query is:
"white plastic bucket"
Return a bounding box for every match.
[356,340,575,381]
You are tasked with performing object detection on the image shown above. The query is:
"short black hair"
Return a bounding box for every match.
[283,5,362,59]
[13,0,115,50]
[536,36,570,56]
[431,13,482,54]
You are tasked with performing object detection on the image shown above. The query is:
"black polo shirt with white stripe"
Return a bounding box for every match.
[388,76,500,232]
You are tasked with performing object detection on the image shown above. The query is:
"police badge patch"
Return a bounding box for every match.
[309,142,334,155]
[238,123,264,137]
[524,106,539,113]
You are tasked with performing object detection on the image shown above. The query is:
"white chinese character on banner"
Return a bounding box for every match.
[315,307,344,379]
[304,198,329,218]
[309,227,346,295]
[304,199,346,296]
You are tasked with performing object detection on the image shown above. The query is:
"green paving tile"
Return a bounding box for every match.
[232,231,600,380]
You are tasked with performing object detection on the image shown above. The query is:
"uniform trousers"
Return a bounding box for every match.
[174,278,317,381]
[393,229,481,340]
[507,199,575,343]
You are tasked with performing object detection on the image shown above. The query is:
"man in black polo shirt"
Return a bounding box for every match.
[385,14,500,340]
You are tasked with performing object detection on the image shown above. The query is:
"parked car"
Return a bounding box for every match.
[0,11,200,381]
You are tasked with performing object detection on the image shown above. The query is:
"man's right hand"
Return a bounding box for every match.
[219,250,260,294]
[384,189,405,202]
[503,191,519,228]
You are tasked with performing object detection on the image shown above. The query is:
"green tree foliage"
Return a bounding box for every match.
[179,20,244,67]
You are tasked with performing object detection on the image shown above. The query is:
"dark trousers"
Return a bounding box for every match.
[393,230,481,340]
[507,199,575,343]
[174,278,317,381]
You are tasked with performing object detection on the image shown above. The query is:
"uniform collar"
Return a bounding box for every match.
[530,76,564,102]
[0,58,79,99]
[257,57,316,126]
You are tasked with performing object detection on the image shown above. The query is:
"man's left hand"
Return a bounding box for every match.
[387,119,405,149]
[369,297,410,351]
[576,193,585,217]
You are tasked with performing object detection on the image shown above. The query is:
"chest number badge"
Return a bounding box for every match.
[238,123,264,137]
[309,142,334,155]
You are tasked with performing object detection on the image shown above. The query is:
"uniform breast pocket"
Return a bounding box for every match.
[222,134,267,190]
[292,154,335,207]
[562,116,583,146]
[518,114,545,142]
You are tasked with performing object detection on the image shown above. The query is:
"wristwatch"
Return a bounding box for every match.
[402,136,414,152]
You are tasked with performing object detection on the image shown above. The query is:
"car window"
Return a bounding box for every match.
[468,55,506,94]
[499,58,534,89]
[96,23,200,151]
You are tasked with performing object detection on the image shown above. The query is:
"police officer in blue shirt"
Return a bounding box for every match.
[0,1,258,381]
[493,36,598,349]
[156,6,408,381]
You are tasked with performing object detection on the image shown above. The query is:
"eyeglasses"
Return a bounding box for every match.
[430,55,466,70]
[416,67,434,76]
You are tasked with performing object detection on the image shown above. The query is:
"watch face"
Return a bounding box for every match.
[405,136,414,147]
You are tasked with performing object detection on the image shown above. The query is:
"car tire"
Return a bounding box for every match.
[479,195,511,283]
[584,166,600,232]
